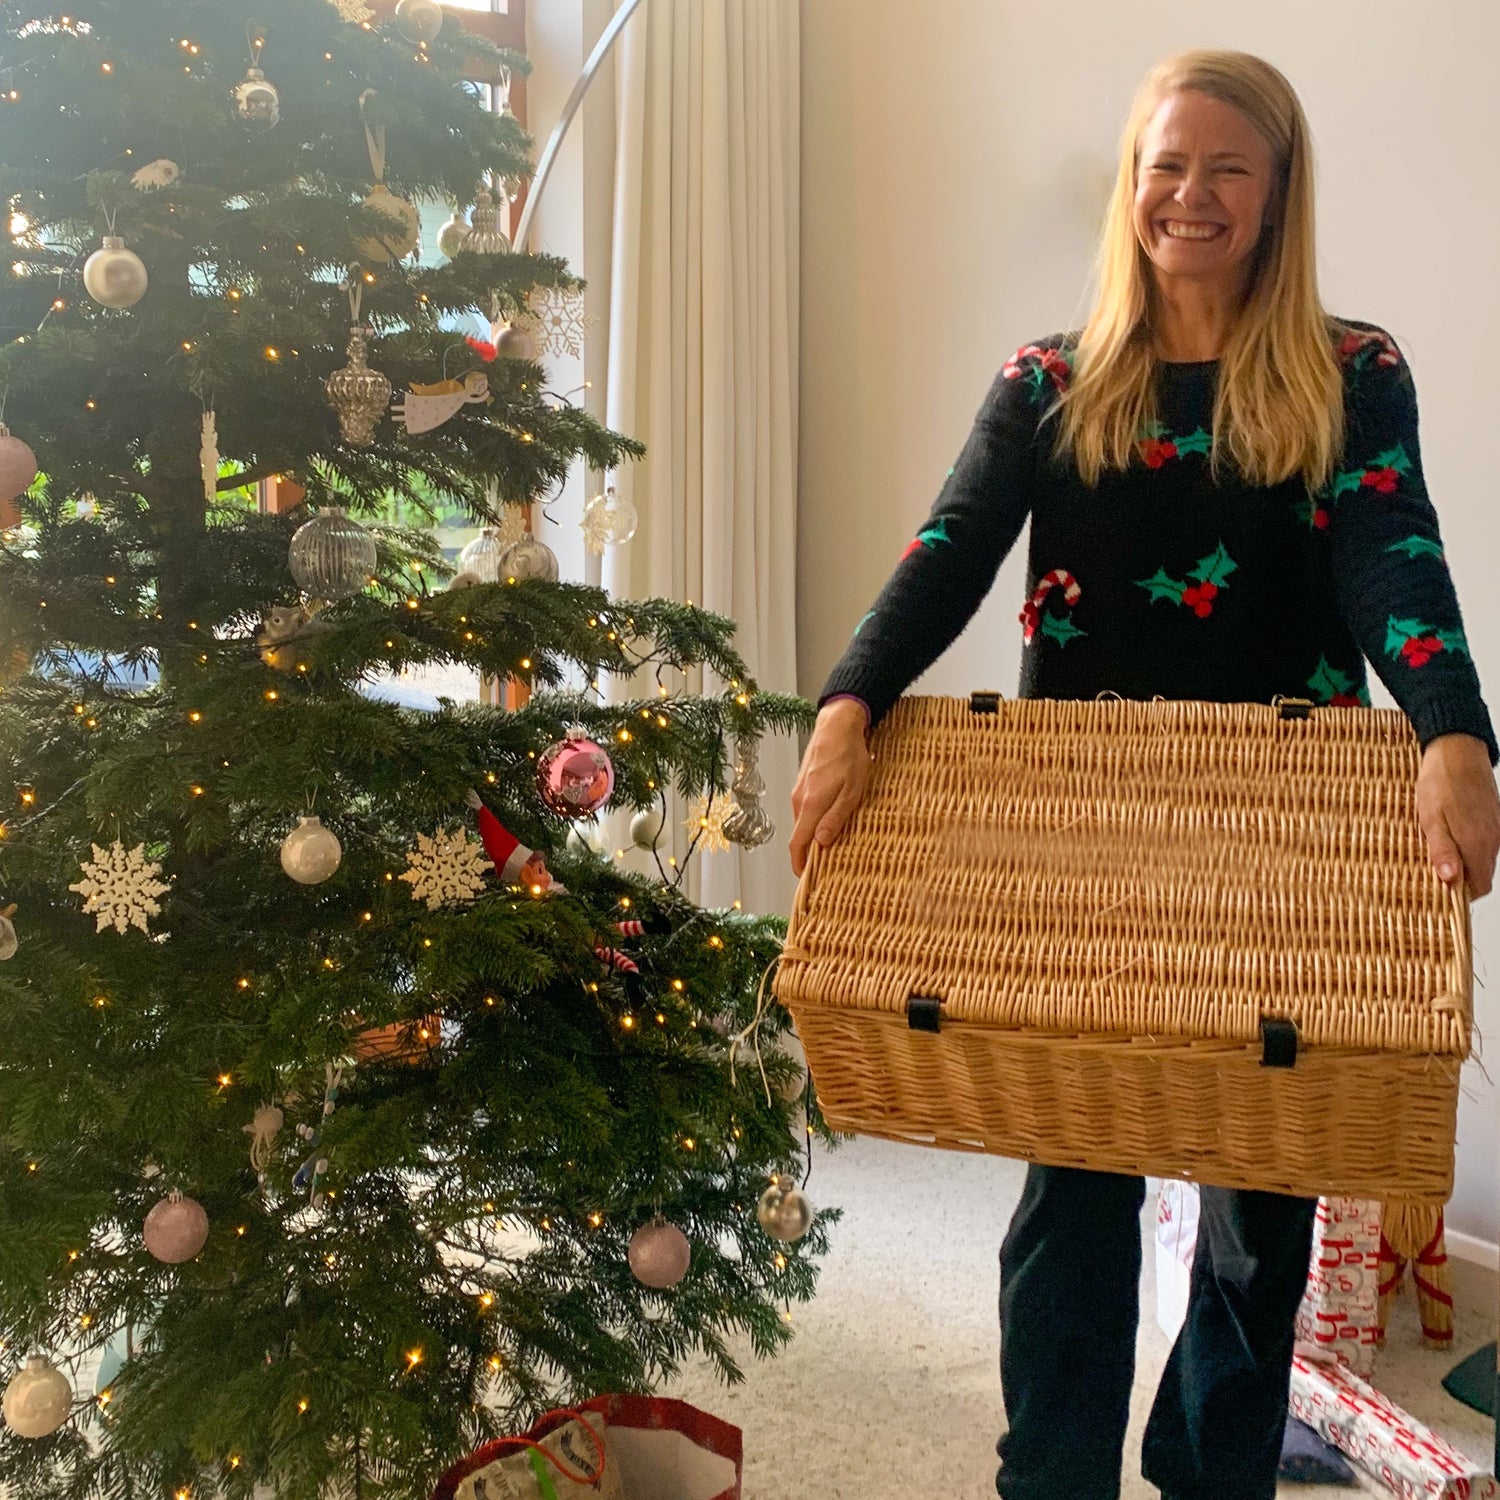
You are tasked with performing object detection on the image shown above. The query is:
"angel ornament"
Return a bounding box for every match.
[391,337,495,435]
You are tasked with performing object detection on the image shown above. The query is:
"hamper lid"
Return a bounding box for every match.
[775,695,1471,1059]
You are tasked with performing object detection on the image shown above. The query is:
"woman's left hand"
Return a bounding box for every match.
[1416,734,1500,899]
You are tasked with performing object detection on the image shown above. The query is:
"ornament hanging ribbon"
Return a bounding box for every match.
[727,951,786,1107]
[359,88,387,185]
[292,1062,344,1208]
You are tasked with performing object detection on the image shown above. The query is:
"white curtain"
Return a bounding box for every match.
[598,0,801,918]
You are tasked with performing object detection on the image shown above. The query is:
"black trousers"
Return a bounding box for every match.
[995,1164,1318,1500]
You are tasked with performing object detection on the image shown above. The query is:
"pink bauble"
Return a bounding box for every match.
[627,1221,691,1289]
[0,427,38,504]
[536,737,615,820]
[143,1193,209,1264]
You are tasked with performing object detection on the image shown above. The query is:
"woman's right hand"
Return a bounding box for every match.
[789,699,874,878]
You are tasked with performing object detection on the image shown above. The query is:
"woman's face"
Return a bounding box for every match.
[1132,89,1279,297]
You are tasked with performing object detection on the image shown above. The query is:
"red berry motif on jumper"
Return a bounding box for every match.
[1136,543,1237,617]
[1385,616,1470,670]
[1331,443,1412,500]
[1307,656,1372,708]
[1337,327,1402,372]
[1019,568,1085,647]
[1003,342,1075,401]
[1136,420,1212,470]
[900,515,953,563]
[1293,498,1331,531]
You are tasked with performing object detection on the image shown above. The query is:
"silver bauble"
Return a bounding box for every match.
[0,425,38,502]
[498,530,559,583]
[231,66,281,132]
[495,323,535,361]
[324,325,392,447]
[756,1181,814,1243]
[436,208,470,260]
[458,185,510,255]
[630,805,667,851]
[627,1221,691,1290]
[279,816,343,885]
[394,0,445,43]
[0,912,16,961]
[723,737,777,848]
[457,527,506,584]
[82,236,148,309]
[289,507,377,600]
[355,183,421,263]
[2,1357,72,1439]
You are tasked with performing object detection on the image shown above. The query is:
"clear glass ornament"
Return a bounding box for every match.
[757,1181,814,1243]
[2,1356,72,1439]
[324,325,392,447]
[82,236,148,308]
[395,0,445,42]
[288,508,377,600]
[723,736,776,848]
[583,485,639,549]
[457,527,506,584]
[231,66,281,132]
[499,530,559,583]
[459,183,510,255]
[279,815,344,883]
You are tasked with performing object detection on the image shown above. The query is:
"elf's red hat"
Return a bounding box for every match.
[475,802,535,884]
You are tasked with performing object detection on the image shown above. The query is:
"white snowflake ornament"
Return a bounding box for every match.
[521,285,590,360]
[70,841,170,934]
[130,158,181,192]
[399,826,489,910]
[684,793,739,854]
[329,0,375,20]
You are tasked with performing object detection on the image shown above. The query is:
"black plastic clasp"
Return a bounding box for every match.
[907,996,944,1033]
[970,690,1003,714]
[1275,697,1314,721]
[1260,1018,1299,1068]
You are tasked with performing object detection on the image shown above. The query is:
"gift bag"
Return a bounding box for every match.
[435,1396,742,1500]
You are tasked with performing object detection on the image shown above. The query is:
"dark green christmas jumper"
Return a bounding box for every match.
[819,321,1500,766]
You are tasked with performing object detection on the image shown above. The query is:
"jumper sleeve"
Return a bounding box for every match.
[816,353,1043,730]
[1325,343,1499,766]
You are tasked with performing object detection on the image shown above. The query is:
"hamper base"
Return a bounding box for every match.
[788,1004,1458,1203]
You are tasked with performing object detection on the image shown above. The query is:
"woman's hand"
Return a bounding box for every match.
[789,699,874,878]
[1416,733,1500,898]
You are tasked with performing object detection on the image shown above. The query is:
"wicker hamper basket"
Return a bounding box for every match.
[774,694,1472,1204]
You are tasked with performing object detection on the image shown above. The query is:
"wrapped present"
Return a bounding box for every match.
[1289,1353,1498,1499]
[1154,1178,1199,1340]
[1295,1196,1382,1375]
[434,1395,742,1500]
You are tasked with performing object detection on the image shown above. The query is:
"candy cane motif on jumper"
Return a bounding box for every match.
[1019,568,1086,647]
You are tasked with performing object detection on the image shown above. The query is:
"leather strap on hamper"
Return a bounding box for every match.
[907,996,944,1032]
[1260,1018,1299,1068]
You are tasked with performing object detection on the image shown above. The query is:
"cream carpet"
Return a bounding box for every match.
[667,1135,1498,1498]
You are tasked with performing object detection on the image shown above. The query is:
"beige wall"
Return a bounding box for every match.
[798,0,1500,1243]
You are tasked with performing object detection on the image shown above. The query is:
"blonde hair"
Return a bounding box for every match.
[1050,50,1349,492]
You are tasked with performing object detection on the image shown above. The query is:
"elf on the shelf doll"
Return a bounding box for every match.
[464,788,566,895]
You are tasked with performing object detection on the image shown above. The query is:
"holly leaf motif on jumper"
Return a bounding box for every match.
[1383,616,1431,655]
[1385,535,1445,562]
[1174,427,1213,456]
[853,610,876,637]
[1307,656,1355,701]
[1135,568,1185,604]
[1137,419,1171,441]
[1330,468,1365,499]
[1434,628,1471,659]
[916,517,953,549]
[1188,543,1238,587]
[1375,443,1413,476]
[1040,613,1088,647]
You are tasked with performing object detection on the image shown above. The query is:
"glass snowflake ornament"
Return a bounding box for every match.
[399,826,489,910]
[684,792,738,854]
[70,841,170,934]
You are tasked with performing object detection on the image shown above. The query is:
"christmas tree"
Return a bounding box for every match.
[0,3,825,1495]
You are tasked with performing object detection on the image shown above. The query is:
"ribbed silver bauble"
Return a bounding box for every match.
[722,736,777,848]
[498,530,559,583]
[458,184,510,255]
[82,236,148,309]
[288,508,378,600]
[324,325,392,447]
[231,66,281,132]
[394,0,445,43]
[457,527,506,584]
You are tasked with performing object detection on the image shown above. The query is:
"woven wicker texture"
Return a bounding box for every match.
[775,696,1471,1202]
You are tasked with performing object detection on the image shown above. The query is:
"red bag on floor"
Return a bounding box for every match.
[433,1395,742,1500]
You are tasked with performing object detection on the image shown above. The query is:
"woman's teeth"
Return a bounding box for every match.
[1164,222,1224,240]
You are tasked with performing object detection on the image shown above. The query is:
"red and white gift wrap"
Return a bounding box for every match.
[1289,1354,1497,1499]
[433,1393,743,1500]
[1294,1196,1383,1376]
